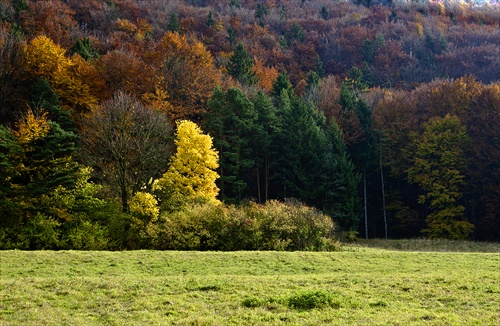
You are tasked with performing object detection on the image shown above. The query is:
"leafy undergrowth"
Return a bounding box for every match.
[0,248,499,325]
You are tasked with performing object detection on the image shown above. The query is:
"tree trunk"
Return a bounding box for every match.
[265,154,269,202]
[121,184,129,213]
[380,142,387,239]
[364,173,368,239]
[256,164,261,203]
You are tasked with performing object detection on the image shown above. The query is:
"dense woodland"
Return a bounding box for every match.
[0,0,499,250]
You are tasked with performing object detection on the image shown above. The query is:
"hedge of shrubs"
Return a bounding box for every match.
[0,199,338,251]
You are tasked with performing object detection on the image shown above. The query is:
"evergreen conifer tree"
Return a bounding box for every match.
[167,12,181,33]
[227,43,258,85]
[204,87,257,202]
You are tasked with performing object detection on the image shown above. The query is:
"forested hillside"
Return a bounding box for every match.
[0,0,498,249]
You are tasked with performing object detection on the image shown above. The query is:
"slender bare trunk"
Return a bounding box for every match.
[380,143,388,239]
[265,154,269,202]
[364,173,368,239]
[256,164,261,203]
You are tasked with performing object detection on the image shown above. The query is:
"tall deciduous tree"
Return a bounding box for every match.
[81,92,173,212]
[339,77,377,238]
[20,0,77,48]
[407,114,473,239]
[466,84,500,241]
[0,29,25,125]
[97,49,153,99]
[22,35,98,115]
[144,32,222,121]
[154,120,219,204]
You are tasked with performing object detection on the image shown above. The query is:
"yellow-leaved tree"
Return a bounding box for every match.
[155,120,219,207]
[15,109,51,147]
[22,35,98,115]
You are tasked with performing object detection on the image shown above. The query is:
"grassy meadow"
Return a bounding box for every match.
[1,242,499,325]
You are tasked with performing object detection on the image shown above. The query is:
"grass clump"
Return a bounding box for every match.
[288,290,340,310]
[242,296,267,308]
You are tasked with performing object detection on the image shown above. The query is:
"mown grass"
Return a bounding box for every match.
[0,245,499,325]
[354,238,500,253]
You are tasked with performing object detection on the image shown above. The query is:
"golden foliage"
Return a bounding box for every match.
[130,191,160,221]
[14,109,50,146]
[155,120,219,203]
[22,36,98,114]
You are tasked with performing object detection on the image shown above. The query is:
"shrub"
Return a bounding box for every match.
[218,205,262,250]
[64,219,109,250]
[246,199,335,251]
[145,203,224,250]
[25,213,62,250]
[146,199,336,251]
[129,191,159,222]
[104,203,139,250]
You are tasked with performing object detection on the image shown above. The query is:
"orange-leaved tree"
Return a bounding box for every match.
[22,35,98,117]
[143,32,222,122]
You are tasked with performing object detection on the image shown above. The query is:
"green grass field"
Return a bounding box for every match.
[1,242,499,325]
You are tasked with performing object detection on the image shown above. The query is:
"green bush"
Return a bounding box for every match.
[64,219,109,250]
[218,205,262,250]
[246,199,335,251]
[0,226,30,250]
[146,199,336,251]
[104,203,139,250]
[145,203,240,250]
[0,197,337,251]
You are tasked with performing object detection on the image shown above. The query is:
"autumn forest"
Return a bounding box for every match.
[0,0,499,250]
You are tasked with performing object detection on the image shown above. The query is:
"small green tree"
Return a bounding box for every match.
[407,114,473,239]
[167,12,181,34]
[155,120,219,205]
[206,11,215,27]
[271,71,293,99]
[320,6,329,20]
[227,43,258,86]
[69,37,100,62]
[255,3,269,20]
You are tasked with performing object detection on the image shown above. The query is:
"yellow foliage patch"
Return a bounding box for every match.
[155,120,219,203]
[15,109,50,146]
